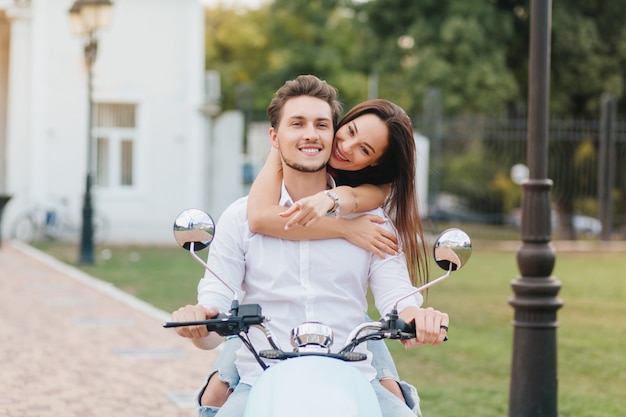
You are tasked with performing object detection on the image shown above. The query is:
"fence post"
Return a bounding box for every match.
[423,88,442,210]
[598,93,616,241]
[0,194,11,247]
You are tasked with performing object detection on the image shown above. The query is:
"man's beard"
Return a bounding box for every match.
[280,151,328,173]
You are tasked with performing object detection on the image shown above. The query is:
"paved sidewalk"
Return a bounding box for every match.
[0,241,219,417]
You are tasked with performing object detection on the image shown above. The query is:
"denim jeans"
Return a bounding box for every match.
[370,337,422,416]
[196,336,241,416]
[197,336,421,417]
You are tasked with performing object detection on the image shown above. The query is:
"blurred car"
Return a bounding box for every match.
[571,214,602,235]
[427,194,501,224]
[506,208,601,235]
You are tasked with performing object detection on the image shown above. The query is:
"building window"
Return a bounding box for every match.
[120,139,133,185]
[94,103,137,188]
[96,137,110,187]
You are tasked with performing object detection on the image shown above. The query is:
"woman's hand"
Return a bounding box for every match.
[342,215,399,258]
[399,306,449,349]
[279,191,336,229]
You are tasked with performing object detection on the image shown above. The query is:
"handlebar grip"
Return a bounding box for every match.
[163,304,265,337]
[205,313,243,336]
[393,318,448,342]
[162,313,238,335]
[162,315,248,336]
[394,317,415,335]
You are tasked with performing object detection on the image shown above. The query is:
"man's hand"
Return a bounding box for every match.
[399,306,449,349]
[171,304,220,340]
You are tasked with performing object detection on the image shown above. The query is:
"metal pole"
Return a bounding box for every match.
[598,93,616,241]
[79,34,97,265]
[424,88,442,208]
[368,72,379,100]
[0,195,11,247]
[508,1,562,416]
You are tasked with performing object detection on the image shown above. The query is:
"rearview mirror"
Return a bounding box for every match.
[433,228,472,271]
[173,208,215,251]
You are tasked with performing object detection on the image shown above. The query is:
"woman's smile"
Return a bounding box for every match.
[333,145,349,162]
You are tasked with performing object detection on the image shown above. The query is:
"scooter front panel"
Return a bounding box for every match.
[244,355,383,417]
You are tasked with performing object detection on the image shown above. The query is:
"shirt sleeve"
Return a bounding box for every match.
[366,212,423,317]
[197,198,248,313]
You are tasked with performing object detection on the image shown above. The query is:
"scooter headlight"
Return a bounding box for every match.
[290,322,334,353]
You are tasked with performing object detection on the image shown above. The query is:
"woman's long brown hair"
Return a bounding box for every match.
[330,99,429,286]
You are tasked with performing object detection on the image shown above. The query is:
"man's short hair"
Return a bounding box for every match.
[266,75,342,129]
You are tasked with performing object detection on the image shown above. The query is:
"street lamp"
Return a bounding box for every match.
[68,0,113,265]
[509,1,562,416]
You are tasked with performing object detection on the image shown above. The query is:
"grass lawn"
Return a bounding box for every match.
[35,241,625,417]
[35,242,207,313]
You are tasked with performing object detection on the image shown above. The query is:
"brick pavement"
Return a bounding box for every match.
[0,241,219,417]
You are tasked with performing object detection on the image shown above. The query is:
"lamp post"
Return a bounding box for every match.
[68,0,113,265]
[509,1,562,416]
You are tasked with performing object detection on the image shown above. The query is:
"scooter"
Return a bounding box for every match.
[164,208,471,417]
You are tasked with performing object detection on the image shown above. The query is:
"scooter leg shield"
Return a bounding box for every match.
[244,356,383,417]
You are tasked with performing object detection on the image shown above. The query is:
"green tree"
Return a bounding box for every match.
[353,0,520,116]
[204,5,271,113]
[550,2,624,116]
[204,0,371,117]
[260,0,371,110]
[201,1,626,237]
[543,1,624,238]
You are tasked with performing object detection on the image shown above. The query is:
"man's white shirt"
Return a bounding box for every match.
[197,183,422,386]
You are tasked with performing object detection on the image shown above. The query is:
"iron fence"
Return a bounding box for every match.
[417,114,626,241]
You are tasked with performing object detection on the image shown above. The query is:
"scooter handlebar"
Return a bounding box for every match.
[392,317,417,339]
[383,314,447,342]
[163,303,265,336]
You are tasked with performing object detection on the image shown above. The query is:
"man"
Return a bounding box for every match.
[171,75,448,417]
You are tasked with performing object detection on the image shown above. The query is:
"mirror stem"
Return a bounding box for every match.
[189,242,238,300]
[393,265,452,310]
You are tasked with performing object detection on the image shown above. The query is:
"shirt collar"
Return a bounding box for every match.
[279,173,337,208]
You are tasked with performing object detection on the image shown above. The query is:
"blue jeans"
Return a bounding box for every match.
[197,337,421,417]
[370,337,421,415]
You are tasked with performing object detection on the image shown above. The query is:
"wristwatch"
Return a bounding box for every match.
[323,189,341,217]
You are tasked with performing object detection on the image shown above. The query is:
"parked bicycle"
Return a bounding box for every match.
[11,197,110,244]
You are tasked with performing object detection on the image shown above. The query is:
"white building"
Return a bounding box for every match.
[0,0,245,245]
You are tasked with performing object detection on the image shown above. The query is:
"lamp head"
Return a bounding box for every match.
[69,0,113,36]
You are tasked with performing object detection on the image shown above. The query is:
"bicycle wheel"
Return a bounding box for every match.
[11,214,41,243]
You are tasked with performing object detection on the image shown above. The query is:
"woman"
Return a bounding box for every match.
[200,99,429,415]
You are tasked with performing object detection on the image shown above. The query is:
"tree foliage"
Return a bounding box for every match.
[203,0,626,118]
[355,0,519,116]
[204,0,370,115]
[202,0,626,237]
[204,5,270,112]
[550,1,625,117]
